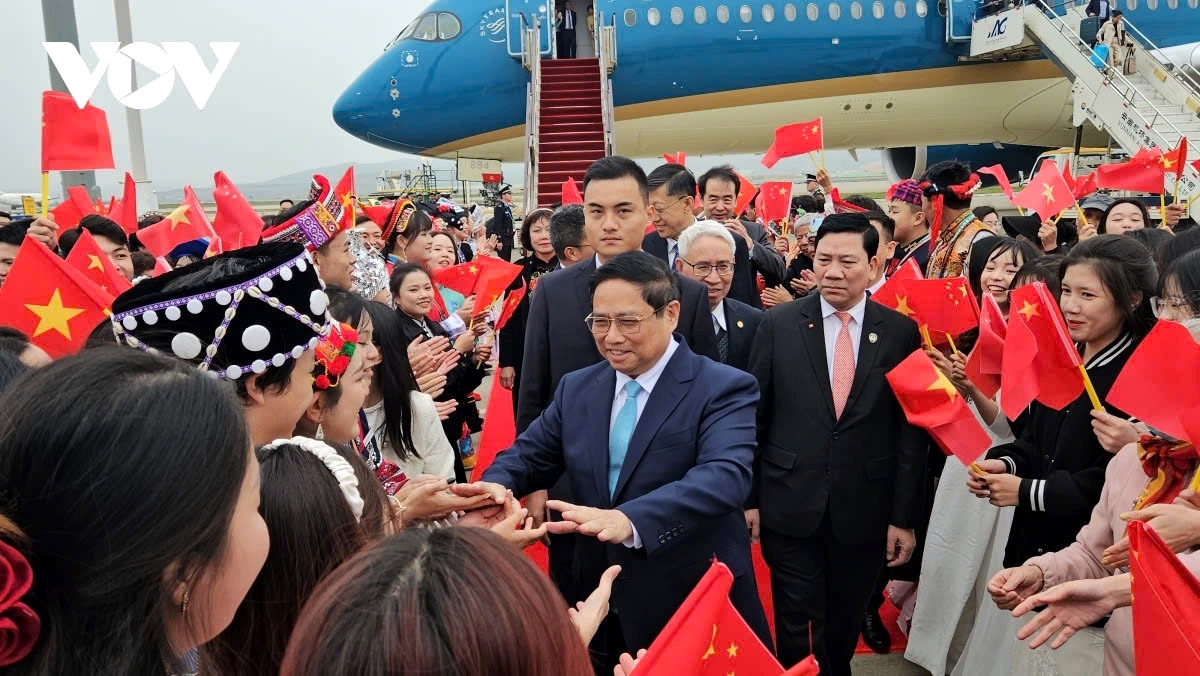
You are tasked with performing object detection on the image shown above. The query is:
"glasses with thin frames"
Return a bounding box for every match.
[649,195,686,214]
[585,303,670,335]
[679,260,734,278]
[1151,295,1196,319]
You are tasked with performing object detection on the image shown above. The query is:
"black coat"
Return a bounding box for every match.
[488,203,516,260]
[988,332,1136,567]
[719,297,763,373]
[643,230,762,309]
[749,293,927,544]
[498,255,560,373]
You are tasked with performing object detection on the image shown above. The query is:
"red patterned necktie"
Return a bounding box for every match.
[832,311,855,419]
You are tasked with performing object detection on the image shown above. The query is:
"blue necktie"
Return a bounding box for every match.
[608,380,643,496]
[669,242,679,269]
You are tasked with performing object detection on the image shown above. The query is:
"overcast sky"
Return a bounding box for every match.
[4,0,425,194]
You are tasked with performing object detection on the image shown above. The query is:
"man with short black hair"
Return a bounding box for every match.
[483,249,770,666]
[862,210,898,296]
[0,220,30,287]
[749,212,925,676]
[279,199,294,212]
[919,160,995,278]
[696,165,785,286]
[549,204,592,264]
[60,214,134,280]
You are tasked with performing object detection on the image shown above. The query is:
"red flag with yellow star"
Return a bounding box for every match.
[1001,282,1084,419]
[40,90,115,171]
[872,258,924,316]
[887,349,992,467]
[137,186,215,258]
[334,166,356,229]
[733,172,758,219]
[495,280,527,331]
[1096,146,1167,194]
[760,181,793,223]
[0,238,113,358]
[761,118,823,169]
[901,276,979,337]
[1012,159,1077,220]
[1162,137,1189,180]
[64,229,132,298]
[965,292,1006,399]
[432,261,483,298]
[629,560,783,675]
[473,256,524,310]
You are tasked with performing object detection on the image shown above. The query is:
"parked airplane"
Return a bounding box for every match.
[333,0,1200,180]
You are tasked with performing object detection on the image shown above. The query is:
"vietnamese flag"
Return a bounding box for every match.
[109,172,139,235]
[137,187,215,258]
[495,280,527,331]
[1106,320,1200,443]
[733,172,757,219]
[664,151,687,166]
[50,185,98,229]
[473,256,524,308]
[1001,282,1084,420]
[902,276,980,337]
[212,171,263,251]
[761,118,823,169]
[0,238,113,358]
[872,258,924,318]
[432,261,482,298]
[1012,159,1077,220]
[886,349,992,467]
[629,560,783,675]
[1096,146,1166,194]
[40,90,115,171]
[978,164,1015,201]
[561,177,583,206]
[759,181,793,223]
[64,229,132,298]
[333,166,356,228]
[965,293,1007,399]
[1128,521,1200,674]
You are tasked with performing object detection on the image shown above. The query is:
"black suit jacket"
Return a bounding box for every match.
[488,204,515,260]
[748,293,926,544]
[643,230,762,309]
[720,297,763,372]
[516,257,720,434]
[1086,0,1112,19]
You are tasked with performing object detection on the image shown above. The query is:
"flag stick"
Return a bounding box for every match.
[1079,364,1105,412]
[1190,467,1200,493]
[1015,205,1026,216]
[970,462,985,474]
[1188,194,1200,210]
[1160,192,1168,222]
[40,171,49,218]
[945,332,960,358]
[1073,201,1088,225]
[1174,174,1182,202]
[808,152,819,168]
[920,325,934,352]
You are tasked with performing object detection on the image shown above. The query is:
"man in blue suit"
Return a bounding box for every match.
[479,250,771,664]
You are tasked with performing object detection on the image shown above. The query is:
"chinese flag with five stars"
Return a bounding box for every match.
[733,172,758,219]
[761,118,823,169]
[1105,320,1200,443]
[965,293,1007,399]
[432,261,483,298]
[887,348,992,467]
[64,228,132,298]
[1000,282,1084,420]
[40,90,115,171]
[561,177,583,206]
[1128,521,1200,675]
[0,238,113,358]
[977,164,1015,201]
[1096,146,1167,194]
[334,166,356,228]
[760,181,793,223]
[212,171,263,251]
[495,280,527,331]
[664,151,686,166]
[137,187,215,258]
[110,172,139,235]
[629,560,784,675]
[901,276,980,337]
[1162,137,1189,178]
[1012,159,1077,220]
[473,256,524,309]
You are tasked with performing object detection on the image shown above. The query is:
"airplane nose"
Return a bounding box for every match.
[332,65,431,155]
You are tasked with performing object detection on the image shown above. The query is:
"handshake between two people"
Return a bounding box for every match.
[453,481,637,547]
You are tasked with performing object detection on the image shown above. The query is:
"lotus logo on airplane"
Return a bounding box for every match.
[988,18,1008,38]
[43,42,238,110]
[479,7,507,43]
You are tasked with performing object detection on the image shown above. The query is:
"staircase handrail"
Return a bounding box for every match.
[521,14,542,213]
[1029,0,1188,151]
[1115,12,1200,103]
[595,5,617,156]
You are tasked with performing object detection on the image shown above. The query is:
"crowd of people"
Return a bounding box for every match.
[0,151,1197,676]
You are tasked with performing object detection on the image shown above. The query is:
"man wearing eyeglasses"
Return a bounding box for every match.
[675,222,763,373]
[481,250,771,667]
[644,163,769,309]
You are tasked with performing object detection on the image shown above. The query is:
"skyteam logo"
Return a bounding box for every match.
[479,7,507,43]
[43,42,239,110]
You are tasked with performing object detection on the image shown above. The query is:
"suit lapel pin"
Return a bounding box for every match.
[868,332,878,343]
[808,323,815,329]
[737,320,744,328]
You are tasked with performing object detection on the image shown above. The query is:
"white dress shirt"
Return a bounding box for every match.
[867,274,887,297]
[610,337,680,548]
[820,294,867,385]
[666,237,680,269]
[711,300,727,332]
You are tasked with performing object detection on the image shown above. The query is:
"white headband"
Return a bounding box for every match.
[262,437,365,521]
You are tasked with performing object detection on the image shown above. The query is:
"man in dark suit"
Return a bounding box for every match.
[482,251,770,664]
[748,213,926,676]
[697,165,786,289]
[488,185,516,260]
[516,156,720,606]
[674,220,762,372]
[644,163,763,309]
[556,2,578,58]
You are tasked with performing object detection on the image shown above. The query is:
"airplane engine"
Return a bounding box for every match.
[881,144,1049,184]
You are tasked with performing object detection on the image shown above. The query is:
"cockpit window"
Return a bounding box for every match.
[387,12,461,48]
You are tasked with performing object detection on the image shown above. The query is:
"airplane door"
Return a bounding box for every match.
[506,0,553,56]
[946,0,975,41]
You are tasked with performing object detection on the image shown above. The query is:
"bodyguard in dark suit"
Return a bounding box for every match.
[748,213,926,676]
[644,163,763,309]
[673,220,763,372]
[516,157,719,606]
[482,251,770,665]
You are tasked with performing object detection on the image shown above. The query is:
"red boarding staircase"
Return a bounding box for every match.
[536,57,606,207]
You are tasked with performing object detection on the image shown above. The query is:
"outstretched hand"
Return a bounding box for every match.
[569,565,622,644]
[545,500,634,544]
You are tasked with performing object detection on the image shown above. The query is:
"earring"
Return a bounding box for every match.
[180,588,190,615]
[315,424,325,440]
